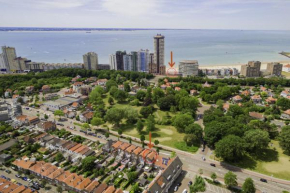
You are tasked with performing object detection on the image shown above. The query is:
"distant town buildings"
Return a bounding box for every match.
[240,61,261,77]
[179,60,199,77]
[266,62,283,76]
[83,52,98,70]
[137,49,150,72]
[154,34,165,73]
[283,64,290,72]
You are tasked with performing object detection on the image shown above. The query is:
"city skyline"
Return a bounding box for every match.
[0,0,290,30]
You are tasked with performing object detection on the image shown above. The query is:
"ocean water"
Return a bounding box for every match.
[0,30,290,66]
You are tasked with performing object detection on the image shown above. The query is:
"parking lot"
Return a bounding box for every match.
[1,166,59,193]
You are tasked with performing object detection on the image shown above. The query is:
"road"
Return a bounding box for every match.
[22,104,290,193]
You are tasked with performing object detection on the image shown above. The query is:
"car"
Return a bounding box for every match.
[15,174,21,178]
[27,178,32,182]
[5,169,11,173]
[182,189,188,193]
[30,184,40,190]
[7,177,11,181]
[26,107,30,110]
[260,178,267,183]
[57,123,64,126]
[177,182,182,186]
[210,163,216,167]
[11,166,16,170]
[174,186,179,192]
[16,182,22,186]
[22,177,28,181]
[92,133,97,137]
[1,175,6,179]
[97,136,102,138]
[188,181,192,186]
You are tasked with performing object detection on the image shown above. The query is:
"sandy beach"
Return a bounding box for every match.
[199,60,290,71]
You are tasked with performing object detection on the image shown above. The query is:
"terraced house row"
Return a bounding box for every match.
[0,178,34,193]
[12,158,123,193]
[103,140,183,193]
[36,133,95,162]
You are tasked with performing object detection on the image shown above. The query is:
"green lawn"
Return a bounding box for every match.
[102,94,199,153]
[213,140,290,180]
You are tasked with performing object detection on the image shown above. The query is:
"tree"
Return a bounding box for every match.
[81,156,96,172]
[140,106,154,118]
[190,176,206,193]
[108,97,114,105]
[55,152,64,162]
[127,171,137,182]
[243,130,270,153]
[136,90,146,101]
[154,140,159,146]
[124,108,139,124]
[89,86,104,102]
[185,123,203,139]
[91,117,104,126]
[157,95,176,110]
[105,132,109,138]
[106,80,118,91]
[54,110,64,120]
[279,126,290,154]
[184,134,199,146]
[114,90,127,102]
[173,113,194,133]
[56,186,63,193]
[211,173,217,181]
[136,120,144,134]
[146,115,155,132]
[224,171,237,188]
[140,134,145,147]
[44,114,48,120]
[109,86,118,96]
[170,151,176,158]
[17,97,24,104]
[124,82,131,92]
[152,88,165,103]
[104,108,124,127]
[242,178,256,193]
[82,123,90,131]
[215,135,245,162]
[118,129,123,140]
[130,182,140,193]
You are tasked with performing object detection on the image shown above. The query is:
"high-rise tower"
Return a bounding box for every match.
[154,34,165,73]
[83,52,98,70]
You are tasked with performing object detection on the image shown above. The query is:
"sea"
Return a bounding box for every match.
[0,29,290,66]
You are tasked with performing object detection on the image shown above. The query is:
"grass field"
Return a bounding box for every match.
[213,140,290,180]
[103,94,198,153]
[282,71,290,79]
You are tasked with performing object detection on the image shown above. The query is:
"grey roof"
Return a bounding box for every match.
[0,154,11,159]
[0,139,17,152]
[42,135,55,143]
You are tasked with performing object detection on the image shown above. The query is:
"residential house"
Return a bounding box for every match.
[283,64,290,72]
[118,85,124,91]
[232,95,242,103]
[251,95,262,104]
[160,84,167,90]
[12,95,20,103]
[96,79,108,86]
[281,109,290,119]
[37,121,56,132]
[86,77,97,83]
[25,86,34,94]
[280,90,290,98]
[241,90,250,96]
[174,87,181,91]
[71,102,79,110]
[64,88,75,96]
[249,112,265,121]
[73,82,84,92]
[131,85,141,92]
[44,93,59,100]
[190,89,198,96]
[27,116,40,125]
[266,97,277,104]
[202,81,211,88]
[16,115,29,125]
[79,111,94,123]
[223,103,230,112]
[42,85,51,93]
[4,89,12,98]
[63,108,76,119]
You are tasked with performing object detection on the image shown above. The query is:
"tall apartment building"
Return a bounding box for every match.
[159,65,166,75]
[178,60,199,77]
[149,63,158,74]
[154,34,165,73]
[137,49,150,72]
[1,46,17,72]
[109,54,117,70]
[131,51,138,71]
[240,61,261,77]
[116,51,126,71]
[83,52,98,70]
[123,54,132,71]
[0,53,6,70]
[266,62,283,76]
[149,53,154,64]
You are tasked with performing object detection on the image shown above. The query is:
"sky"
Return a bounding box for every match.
[0,0,290,30]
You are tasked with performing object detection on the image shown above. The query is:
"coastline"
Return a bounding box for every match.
[198,60,290,71]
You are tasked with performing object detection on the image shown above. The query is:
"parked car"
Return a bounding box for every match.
[5,170,11,174]
[260,178,267,183]
[177,182,182,186]
[15,174,21,178]
[182,189,188,193]
[188,181,192,186]
[57,123,64,126]
[210,163,216,167]
[174,186,178,192]
[22,177,28,181]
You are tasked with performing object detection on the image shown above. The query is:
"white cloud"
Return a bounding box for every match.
[102,0,158,16]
